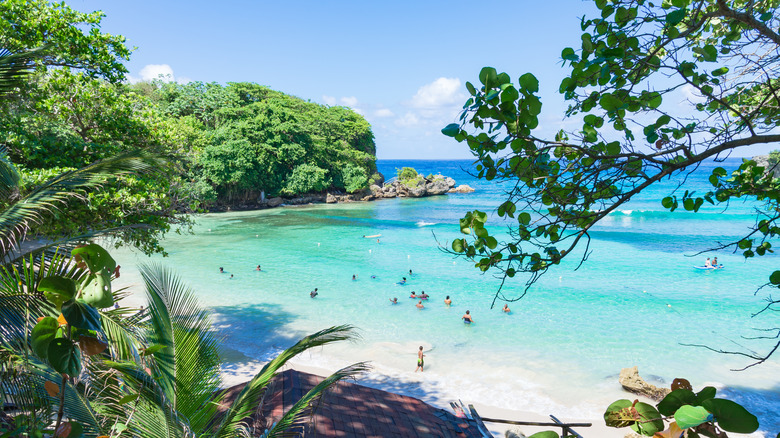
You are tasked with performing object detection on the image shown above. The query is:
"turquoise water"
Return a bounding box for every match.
[115,158,779,435]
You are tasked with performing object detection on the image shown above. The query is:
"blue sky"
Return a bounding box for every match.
[72,0,600,159]
[70,1,771,159]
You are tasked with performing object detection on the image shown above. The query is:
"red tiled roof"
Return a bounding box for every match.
[223,369,485,437]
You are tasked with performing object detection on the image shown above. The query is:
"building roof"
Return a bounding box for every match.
[220,369,486,437]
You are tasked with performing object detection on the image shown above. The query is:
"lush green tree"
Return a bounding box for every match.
[339,163,369,193]
[0,0,131,82]
[443,0,780,364]
[282,163,331,195]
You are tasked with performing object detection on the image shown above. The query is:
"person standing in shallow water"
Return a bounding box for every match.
[415,346,425,372]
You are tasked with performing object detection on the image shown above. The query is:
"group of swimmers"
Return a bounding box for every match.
[218,265,262,278]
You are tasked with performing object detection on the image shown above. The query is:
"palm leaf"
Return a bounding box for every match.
[0,149,166,260]
[0,146,20,201]
[213,325,360,438]
[0,46,46,99]
[139,263,223,433]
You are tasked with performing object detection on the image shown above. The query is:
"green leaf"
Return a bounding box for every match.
[647,92,663,109]
[661,196,674,209]
[630,402,664,435]
[658,389,696,416]
[71,243,116,274]
[142,343,168,356]
[518,212,531,225]
[79,271,114,308]
[604,399,635,427]
[561,47,578,61]
[452,239,464,253]
[712,67,729,76]
[465,81,476,95]
[32,317,60,360]
[39,276,77,310]
[61,299,102,331]
[479,67,498,87]
[118,394,139,405]
[47,338,81,376]
[666,9,686,25]
[701,398,759,433]
[519,73,539,93]
[528,432,559,438]
[599,94,624,111]
[675,405,713,429]
[769,270,780,285]
[695,386,717,404]
[442,123,460,137]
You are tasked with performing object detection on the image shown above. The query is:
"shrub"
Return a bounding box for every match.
[340,164,368,193]
[282,163,330,195]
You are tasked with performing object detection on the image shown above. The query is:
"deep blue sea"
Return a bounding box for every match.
[115,158,780,436]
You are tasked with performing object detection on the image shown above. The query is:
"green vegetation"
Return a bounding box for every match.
[0,0,376,255]
[445,0,780,367]
[444,0,772,435]
[396,166,423,187]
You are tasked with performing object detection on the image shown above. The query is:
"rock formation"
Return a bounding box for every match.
[619,366,671,401]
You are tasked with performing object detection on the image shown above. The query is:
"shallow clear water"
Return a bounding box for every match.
[114,158,780,434]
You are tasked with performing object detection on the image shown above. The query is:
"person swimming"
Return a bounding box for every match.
[256,265,261,271]
[502,304,510,313]
[399,277,407,285]
[420,291,429,300]
[219,267,224,273]
[410,291,417,299]
[310,288,318,298]
[444,295,452,306]
[462,310,473,324]
[352,274,357,280]
[229,274,234,279]
[416,300,425,309]
[409,269,413,276]
[390,297,398,304]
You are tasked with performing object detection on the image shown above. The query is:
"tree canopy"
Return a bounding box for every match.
[444,0,780,363]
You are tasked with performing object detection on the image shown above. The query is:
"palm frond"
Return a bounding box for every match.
[0,149,166,260]
[264,362,371,438]
[0,46,46,99]
[0,146,20,201]
[139,263,223,433]
[213,325,359,438]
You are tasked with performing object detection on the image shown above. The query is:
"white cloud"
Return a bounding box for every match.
[340,96,359,107]
[374,108,394,118]
[322,95,337,106]
[679,84,707,105]
[127,64,192,84]
[395,112,420,127]
[408,77,464,108]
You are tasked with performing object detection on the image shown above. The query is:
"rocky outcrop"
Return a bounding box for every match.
[370,174,468,199]
[619,366,670,401]
[753,155,780,179]
[449,184,475,193]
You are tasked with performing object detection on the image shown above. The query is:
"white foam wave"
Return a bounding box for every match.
[416,221,437,226]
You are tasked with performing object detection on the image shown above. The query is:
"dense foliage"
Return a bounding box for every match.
[444,0,780,369]
[0,1,376,255]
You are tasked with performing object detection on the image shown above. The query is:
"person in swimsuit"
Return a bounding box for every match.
[310,288,318,298]
[410,291,417,299]
[503,304,510,313]
[219,267,224,273]
[390,297,398,304]
[256,265,261,271]
[415,346,425,372]
[409,269,413,276]
[444,295,452,306]
[420,291,429,300]
[462,310,473,324]
[352,274,357,280]
[705,258,712,268]
[416,300,424,309]
[712,257,719,267]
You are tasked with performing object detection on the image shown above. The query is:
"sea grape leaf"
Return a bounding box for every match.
[674,405,713,429]
[47,338,81,377]
[528,432,559,438]
[31,317,59,360]
[442,123,460,137]
[78,336,108,356]
[39,276,77,310]
[71,243,116,274]
[604,399,635,427]
[694,386,716,404]
[62,299,101,331]
[630,402,663,435]
[658,389,696,416]
[701,398,759,433]
[79,271,114,308]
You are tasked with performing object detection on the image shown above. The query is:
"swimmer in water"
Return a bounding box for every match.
[371,275,377,279]
[401,277,407,284]
[502,304,510,313]
[444,295,451,306]
[352,274,357,281]
[409,269,413,276]
[310,288,318,298]
[416,300,424,309]
[462,310,473,324]
[256,265,261,271]
[390,297,398,304]
[219,267,224,273]
[229,274,234,279]
[410,291,417,299]
[420,291,429,300]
